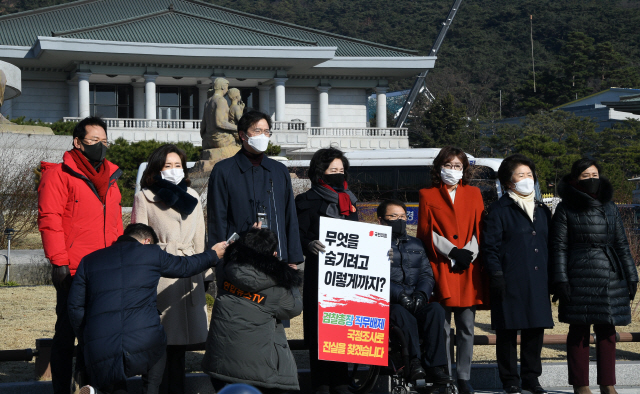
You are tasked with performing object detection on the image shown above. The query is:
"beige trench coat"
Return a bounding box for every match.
[132,187,213,345]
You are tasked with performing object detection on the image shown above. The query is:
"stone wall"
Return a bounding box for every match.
[9,80,68,123]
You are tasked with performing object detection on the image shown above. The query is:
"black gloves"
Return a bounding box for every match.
[552,282,571,304]
[307,240,326,255]
[448,247,474,271]
[412,292,428,313]
[629,281,638,301]
[399,292,415,311]
[489,272,506,302]
[52,265,72,292]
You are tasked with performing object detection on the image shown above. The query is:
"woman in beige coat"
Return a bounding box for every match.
[132,144,212,394]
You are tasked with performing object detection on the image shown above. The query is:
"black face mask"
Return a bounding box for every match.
[324,173,345,189]
[578,178,601,195]
[81,141,107,163]
[386,219,407,239]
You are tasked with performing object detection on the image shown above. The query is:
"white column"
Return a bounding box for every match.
[375,86,389,128]
[197,82,210,119]
[77,72,91,119]
[132,81,145,119]
[316,85,331,127]
[257,85,271,116]
[67,80,79,118]
[144,74,158,120]
[273,78,288,122]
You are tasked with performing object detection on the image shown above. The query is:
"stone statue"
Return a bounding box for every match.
[0,70,8,124]
[228,88,245,125]
[200,77,237,149]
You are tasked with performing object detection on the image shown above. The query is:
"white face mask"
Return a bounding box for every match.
[247,134,270,153]
[513,178,535,196]
[440,168,464,186]
[160,168,184,185]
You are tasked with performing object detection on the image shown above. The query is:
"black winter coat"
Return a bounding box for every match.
[390,234,435,303]
[482,195,554,330]
[295,188,359,347]
[67,236,218,389]
[551,176,638,326]
[201,241,303,390]
[207,150,304,263]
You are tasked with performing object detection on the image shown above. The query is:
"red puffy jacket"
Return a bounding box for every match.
[38,151,124,276]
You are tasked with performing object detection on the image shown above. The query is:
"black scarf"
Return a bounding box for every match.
[148,176,198,215]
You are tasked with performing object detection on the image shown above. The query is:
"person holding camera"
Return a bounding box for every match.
[207,110,303,266]
[68,223,227,394]
[378,199,452,385]
[38,117,123,394]
[202,228,302,393]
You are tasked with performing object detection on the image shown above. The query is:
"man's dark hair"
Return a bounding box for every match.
[237,110,272,135]
[73,116,108,141]
[308,147,350,185]
[123,223,159,244]
[377,199,407,219]
[431,146,471,187]
[569,158,602,181]
[498,154,538,189]
[140,144,191,189]
[241,228,278,256]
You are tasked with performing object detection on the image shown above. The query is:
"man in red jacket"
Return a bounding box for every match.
[38,116,123,394]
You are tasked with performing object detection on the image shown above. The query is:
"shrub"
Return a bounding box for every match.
[9,116,77,135]
[106,138,202,207]
[266,141,281,156]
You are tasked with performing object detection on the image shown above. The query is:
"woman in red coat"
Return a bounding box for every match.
[417,146,488,394]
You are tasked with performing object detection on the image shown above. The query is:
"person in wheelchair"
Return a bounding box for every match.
[377,199,453,386]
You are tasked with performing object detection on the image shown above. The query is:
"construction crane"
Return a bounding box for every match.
[395,0,463,128]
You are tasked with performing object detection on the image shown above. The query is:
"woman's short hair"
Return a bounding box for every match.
[140,144,190,189]
[376,199,407,219]
[497,154,537,189]
[569,158,602,181]
[241,228,279,256]
[431,146,471,187]
[308,147,350,185]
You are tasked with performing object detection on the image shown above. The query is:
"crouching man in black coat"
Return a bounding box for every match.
[67,223,228,394]
[377,200,453,386]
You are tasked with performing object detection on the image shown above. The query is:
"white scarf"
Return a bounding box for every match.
[508,189,535,221]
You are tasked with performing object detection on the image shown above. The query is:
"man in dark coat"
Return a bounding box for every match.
[207,110,303,265]
[67,224,227,394]
[377,200,452,385]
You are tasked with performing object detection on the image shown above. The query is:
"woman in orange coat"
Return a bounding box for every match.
[417,146,489,394]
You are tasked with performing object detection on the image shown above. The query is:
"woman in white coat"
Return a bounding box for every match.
[132,144,211,394]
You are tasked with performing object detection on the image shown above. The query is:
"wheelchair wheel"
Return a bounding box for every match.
[348,363,380,394]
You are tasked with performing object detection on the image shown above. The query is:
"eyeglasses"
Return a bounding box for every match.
[247,128,272,137]
[384,214,407,221]
[443,163,463,171]
[83,138,110,148]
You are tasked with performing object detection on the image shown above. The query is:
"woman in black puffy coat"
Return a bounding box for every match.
[551,158,639,394]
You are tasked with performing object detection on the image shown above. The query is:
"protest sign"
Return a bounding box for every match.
[317,216,391,366]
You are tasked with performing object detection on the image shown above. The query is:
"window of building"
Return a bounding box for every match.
[157,86,198,120]
[89,85,133,118]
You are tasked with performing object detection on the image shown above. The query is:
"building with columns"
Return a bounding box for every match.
[0,0,436,155]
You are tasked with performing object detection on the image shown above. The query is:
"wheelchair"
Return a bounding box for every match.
[348,325,458,394]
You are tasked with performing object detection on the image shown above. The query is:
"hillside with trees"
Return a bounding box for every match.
[3,0,640,200]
